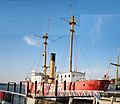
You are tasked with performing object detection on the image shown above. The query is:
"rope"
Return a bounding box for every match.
[30,47,43,72]
[75,33,94,75]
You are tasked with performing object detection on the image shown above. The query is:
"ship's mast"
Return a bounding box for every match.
[43,33,48,80]
[69,16,76,72]
[116,48,120,85]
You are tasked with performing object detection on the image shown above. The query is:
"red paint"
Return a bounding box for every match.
[24,79,110,96]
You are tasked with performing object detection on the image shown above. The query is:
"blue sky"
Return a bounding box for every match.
[0,0,120,82]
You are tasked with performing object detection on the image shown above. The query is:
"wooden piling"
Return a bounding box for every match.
[13,83,16,92]
[55,80,58,96]
[7,82,9,91]
[42,81,44,96]
[26,82,29,97]
[35,81,37,96]
[11,94,14,104]
[19,81,22,93]
[5,93,11,103]
[64,80,66,96]
[64,80,66,90]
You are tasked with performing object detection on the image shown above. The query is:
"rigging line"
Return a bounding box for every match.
[34,34,67,43]
[47,44,52,74]
[47,19,51,33]
[48,35,68,43]
[107,58,111,75]
[81,48,94,75]
[75,34,94,75]
[74,33,80,71]
[59,34,69,72]
[54,35,68,42]
[37,51,42,72]
[30,46,43,72]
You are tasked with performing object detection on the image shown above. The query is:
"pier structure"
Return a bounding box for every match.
[0,81,120,104]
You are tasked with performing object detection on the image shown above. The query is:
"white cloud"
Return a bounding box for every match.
[23,36,40,47]
[90,15,103,43]
[90,15,112,43]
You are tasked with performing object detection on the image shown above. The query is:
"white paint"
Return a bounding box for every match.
[56,71,85,82]
[31,70,43,83]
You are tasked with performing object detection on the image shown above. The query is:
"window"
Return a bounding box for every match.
[65,75,66,78]
[68,74,70,77]
[72,74,74,77]
[61,75,62,78]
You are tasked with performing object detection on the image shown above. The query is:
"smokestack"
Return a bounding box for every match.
[48,53,56,84]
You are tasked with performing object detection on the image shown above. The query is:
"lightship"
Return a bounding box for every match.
[25,16,110,96]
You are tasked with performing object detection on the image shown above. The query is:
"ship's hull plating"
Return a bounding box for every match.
[74,80,110,90]
[26,79,110,96]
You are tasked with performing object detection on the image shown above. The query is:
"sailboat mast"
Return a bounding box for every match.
[43,33,48,80]
[116,48,120,85]
[69,16,76,72]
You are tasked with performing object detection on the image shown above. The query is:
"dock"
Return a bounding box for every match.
[0,82,120,104]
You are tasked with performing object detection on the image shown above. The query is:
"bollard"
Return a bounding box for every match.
[7,82,9,91]
[55,80,58,96]
[26,82,29,97]
[19,81,22,93]
[35,81,37,96]
[13,83,16,92]
[42,81,44,96]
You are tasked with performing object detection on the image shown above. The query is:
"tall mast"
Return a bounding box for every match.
[116,48,120,85]
[43,33,48,80]
[69,16,76,72]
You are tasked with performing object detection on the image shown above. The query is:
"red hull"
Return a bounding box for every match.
[74,80,110,90]
[25,79,110,96]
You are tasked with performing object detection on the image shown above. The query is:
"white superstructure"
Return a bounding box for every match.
[56,71,86,82]
[31,70,43,83]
